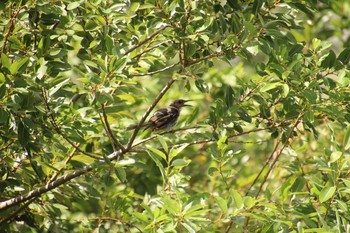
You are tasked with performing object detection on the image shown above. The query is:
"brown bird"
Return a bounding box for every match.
[127,99,191,131]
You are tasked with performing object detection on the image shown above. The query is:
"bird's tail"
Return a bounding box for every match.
[126,122,151,131]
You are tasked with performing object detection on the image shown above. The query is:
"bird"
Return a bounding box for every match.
[127,99,191,131]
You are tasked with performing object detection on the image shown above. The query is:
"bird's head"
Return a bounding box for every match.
[170,99,191,109]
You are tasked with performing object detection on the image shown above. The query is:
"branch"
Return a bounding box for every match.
[131,39,172,60]
[124,25,168,56]
[0,164,94,211]
[101,104,126,153]
[129,62,180,77]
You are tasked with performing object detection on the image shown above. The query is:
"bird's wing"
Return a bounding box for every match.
[149,106,179,129]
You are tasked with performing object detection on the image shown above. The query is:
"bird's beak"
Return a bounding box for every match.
[183,100,191,106]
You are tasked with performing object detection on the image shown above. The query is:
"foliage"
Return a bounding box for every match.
[1,0,350,232]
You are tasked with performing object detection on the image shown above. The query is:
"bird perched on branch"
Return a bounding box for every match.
[127,99,191,131]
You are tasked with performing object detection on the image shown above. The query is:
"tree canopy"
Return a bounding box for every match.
[1,0,350,232]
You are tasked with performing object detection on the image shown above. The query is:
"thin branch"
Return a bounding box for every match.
[101,104,126,153]
[47,144,79,184]
[255,111,304,198]
[0,164,94,211]
[0,197,36,225]
[41,88,101,160]
[1,2,23,54]
[126,78,176,150]
[131,40,172,60]
[124,25,168,56]
[129,62,180,77]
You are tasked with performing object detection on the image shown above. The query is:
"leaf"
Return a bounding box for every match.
[110,57,127,73]
[148,147,167,161]
[343,125,350,151]
[214,196,227,213]
[10,57,29,75]
[185,43,197,58]
[18,121,30,147]
[162,197,181,215]
[260,82,282,92]
[237,108,252,123]
[129,2,140,12]
[288,44,304,56]
[319,186,336,203]
[230,190,243,209]
[338,48,350,65]
[321,50,336,68]
[225,85,235,108]
[169,144,188,161]
[0,84,6,99]
[329,151,342,163]
[147,150,166,181]
[171,159,190,168]
[67,1,81,10]
[115,167,127,182]
[49,78,70,96]
[1,54,11,74]
[252,0,263,15]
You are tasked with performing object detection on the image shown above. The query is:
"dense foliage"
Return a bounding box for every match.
[1,0,350,232]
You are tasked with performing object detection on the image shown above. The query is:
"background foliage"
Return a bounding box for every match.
[1,0,350,232]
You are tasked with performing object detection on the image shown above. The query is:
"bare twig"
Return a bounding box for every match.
[101,104,126,153]
[47,145,79,184]
[129,62,180,77]
[124,25,168,56]
[131,40,172,60]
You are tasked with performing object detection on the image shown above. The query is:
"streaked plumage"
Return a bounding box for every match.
[127,99,190,131]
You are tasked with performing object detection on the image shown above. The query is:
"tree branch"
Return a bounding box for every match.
[124,25,168,56]
[129,62,180,77]
[101,104,126,153]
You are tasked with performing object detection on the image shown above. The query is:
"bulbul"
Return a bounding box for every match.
[127,99,191,131]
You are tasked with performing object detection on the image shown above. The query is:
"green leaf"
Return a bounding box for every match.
[319,186,336,203]
[312,38,321,50]
[171,159,190,168]
[208,167,218,176]
[185,43,197,58]
[148,147,167,161]
[214,196,227,213]
[115,167,127,182]
[225,86,235,108]
[162,197,181,215]
[18,121,30,147]
[329,151,342,163]
[129,2,140,12]
[195,79,208,93]
[67,1,81,10]
[158,137,168,154]
[230,190,243,209]
[169,144,188,161]
[288,44,304,56]
[321,50,336,68]
[110,57,127,73]
[0,84,6,99]
[252,0,263,15]
[10,57,29,75]
[237,108,252,123]
[1,54,11,74]
[343,125,350,151]
[338,48,350,65]
[147,150,166,181]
